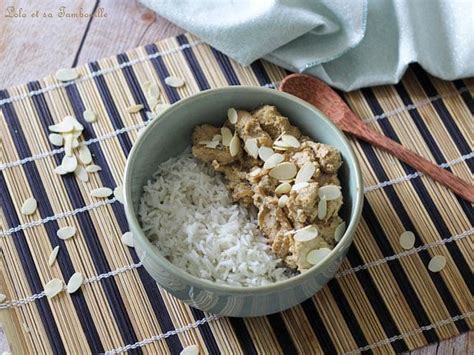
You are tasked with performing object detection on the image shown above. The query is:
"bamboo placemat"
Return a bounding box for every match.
[0,33,472,354]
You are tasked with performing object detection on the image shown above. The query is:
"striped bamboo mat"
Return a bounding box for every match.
[0,33,472,354]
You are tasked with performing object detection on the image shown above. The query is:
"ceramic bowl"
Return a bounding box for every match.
[124,86,363,317]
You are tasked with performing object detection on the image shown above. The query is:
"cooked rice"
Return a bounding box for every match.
[139,150,290,287]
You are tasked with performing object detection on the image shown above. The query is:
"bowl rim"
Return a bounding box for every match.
[124,86,364,294]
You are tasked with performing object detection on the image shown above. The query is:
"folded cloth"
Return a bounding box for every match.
[141,0,474,91]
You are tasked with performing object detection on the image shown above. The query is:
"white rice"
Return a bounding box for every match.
[139,150,290,287]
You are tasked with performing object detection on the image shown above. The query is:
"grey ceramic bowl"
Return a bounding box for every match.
[124,86,363,317]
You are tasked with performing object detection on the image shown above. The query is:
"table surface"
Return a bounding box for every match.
[0,1,471,353]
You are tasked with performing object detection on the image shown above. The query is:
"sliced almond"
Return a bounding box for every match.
[71,137,80,148]
[74,165,89,182]
[148,97,159,110]
[244,138,259,159]
[263,153,284,169]
[0,294,6,303]
[127,104,144,113]
[273,145,289,151]
[227,108,238,124]
[295,162,316,184]
[229,135,240,157]
[48,246,60,267]
[273,140,291,149]
[399,231,415,250]
[221,127,232,146]
[318,197,327,220]
[48,133,64,146]
[205,141,219,149]
[90,187,113,198]
[121,231,134,247]
[258,146,274,161]
[57,226,76,240]
[180,345,200,355]
[319,185,342,200]
[292,182,309,191]
[54,165,68,175]
[147,83,160,99]
[21,197,37,215]
[64,116,84,132]
[114,185,124,204]
[278,195,289,208]
[48,120,74,134]
[306,248,331,265]
[44,278,64,299]
[270,162,297,180]
[67,272,84,294]
[78,145,92,165]
[281,134,301,148]
[55,68,79,82]
[198,140,211,145]
[428,255,446,272]
[83,109,97,123]
[275,182,291,195]
[294,225,319,242]
[62,155,77,173]
[154,103,171,113]
[334,221,346,242]
[164,76,185,88]
[212,134,222,142]
[63,134,74,156]
[86,164,102,173]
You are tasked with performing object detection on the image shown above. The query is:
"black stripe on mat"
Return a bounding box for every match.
[0,172,65,354]
[64,79,183,354]
[453,80,473,114]
[88,61,133,154]
[211,48,240,85]
[142,44,222,353]
[301,299,338,354]
[176,35,211,91]
[250,61,272,86]
[361,87,470,331]
[26,81,140,353]
[408,66,473,171]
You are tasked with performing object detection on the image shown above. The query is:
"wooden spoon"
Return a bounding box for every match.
[280,73,474,203]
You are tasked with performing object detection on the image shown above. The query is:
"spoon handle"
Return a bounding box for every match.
[346,115,474,203]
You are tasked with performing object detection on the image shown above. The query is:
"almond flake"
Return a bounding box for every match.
[127,104,144,113]
[229,135,240,157]
[78,145,92,165]
[54,165,68,175]
[249,167,262,177]
[281,134,301,148]
[148,97,159,110]
[154,103,171,113]
[63,134,74,156]
[399,231,415,250]
[212,134,222,142]
[0,294,6,303]
[244,138,259,159]
[256,147,272,161]
[48,133,64,146]
[83,109,97,123]
[48,120,74,134]
[428,255,446,272]
[294,225,319,242]
[67,272,84,294]
[164,76,185,88]
[86,164,102,173]
[90,187,113,198]
[198,140,211,145]
[292,182,309,191]
[319,185,341,200]
[44,278,64,299]
[221,127,232,146]
[270,162,297,180]
[21,197,37,215]
[295,162,316,184]
[263,153,284,169]
[147,83,160,99]
[74,165,89,182]
[278,195,289,208]
[114,185,124,204]
[205,141,219,149]
[272,145,289,151]
[275,182,291,195]
[71,137,80,148]
[318,197,327,220]
[121,231,134,247]
[62,155,77,173]
[273,140,291,150]
[64,116,84,132]
[306,248,331,265]
[180,345,200,355]
[57,226,76,240]
[48,246,60,266]
[227,108,238,124]
[55,68,79,82]
[334,221,346,242]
